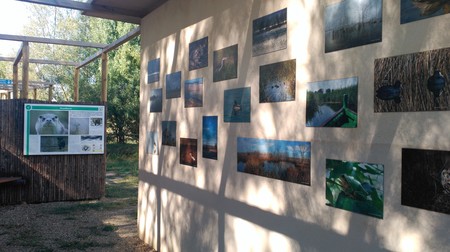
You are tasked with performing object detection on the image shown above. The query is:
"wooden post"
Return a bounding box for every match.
[13,65,18,99]
[74,68,79,102]
[48,84,53,102]
[33,88,37,100]
[21,42,29,99]
[101,53,108,102]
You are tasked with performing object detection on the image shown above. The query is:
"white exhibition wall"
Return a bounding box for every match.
[138,0,450,251]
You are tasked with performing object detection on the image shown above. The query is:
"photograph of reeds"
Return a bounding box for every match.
[189,37,208,71]
[166,71,181,99]
[185,78,203,108]
[374,47,450,112]
[145,131,158,155]
[162,121,176,147]
[213,44,238,82]
[253,8,287,56]
[402,148,450,215]
[306,77,358,127]
[149,88,163,113]
[237,137,311,185]
[147,58,160,83]
[202,116,218,160]
[326,159,384,219]
[401,0,450,24]
[224,87,251,123]
[259,59,296,103]
[325,0,382,53]
[180,138,197,167]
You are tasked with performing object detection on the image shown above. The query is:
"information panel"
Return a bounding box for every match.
[23,103,105,155]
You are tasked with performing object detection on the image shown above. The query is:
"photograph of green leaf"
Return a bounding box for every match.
[326,159,384,219]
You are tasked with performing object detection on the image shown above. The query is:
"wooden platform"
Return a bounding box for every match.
[0,177,23,184]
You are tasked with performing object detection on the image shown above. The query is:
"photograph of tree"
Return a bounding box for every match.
[213,44,238,82]
[374,47,449,112]
[185,78,203,108]
[401,0,450,24]
[259,59,296,103]
[326,159,384,219]
[253,8,287,56]
[224,87,251,123]
[180,138,197,167]
[237,137,311,185]
[402,148,450,215]
[189,37,208,71]
[325,0,382,53]
[149,88,163,113]
[166,71,181,99]
[147,58,160,83]
[202,116,218,160]
[145,131,158,155]
[306,77,358,127]
[162,121,176,147]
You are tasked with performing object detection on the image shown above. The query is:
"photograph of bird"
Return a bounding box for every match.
[411,0,450,16]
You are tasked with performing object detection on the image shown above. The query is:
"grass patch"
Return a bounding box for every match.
[59,240,115,250]
[48,201,129,215]
[106,176,139,198]
[7,229,42,247]
[102,224,117,232]
[107,144,139,177]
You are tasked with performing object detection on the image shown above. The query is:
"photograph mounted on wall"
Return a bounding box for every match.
[145,131,159,155]
[237,137,311,185]
[180,138,197,167]
[259,59,296,103]
[149,88,163,113]
[185,78,203,108]
[326,159,384,219]
[253,8,287,56]
[224,87,251,123]
[147,58,160,83]
[402,148,450,215]
[374,47,449,112]
[325,0,382,53]
[306,77,358,127]
[162,121,176,147]
[401,0,450,24]
[166,71,181,99]
[213,44,238,82]
[189,37,208,71]
[202,116,218,160]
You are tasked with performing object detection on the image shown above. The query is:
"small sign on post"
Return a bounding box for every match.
[0,79,13,85]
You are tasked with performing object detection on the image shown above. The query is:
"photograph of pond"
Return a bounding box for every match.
[185,78,203,108]
[325,0,382,53]
[213,44,238,82]
[224,87,251,123]
[202,116,218,160]
[237,137,311,185]
[402,148,450,215]
[189,37,208,71]
[326,159,384,219]
[162,121,176,147]
[145,131,158,155]
[147,58,160,83]
[259,59,296,103]
[166,71,181,99]
[253,8,287,56]
[180,138,197,167]
[149,88,163,113]
[401,0,450,24]
[306,77,358,127]
[374,47,450,112]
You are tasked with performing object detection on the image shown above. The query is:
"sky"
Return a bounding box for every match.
[0,0,31,56]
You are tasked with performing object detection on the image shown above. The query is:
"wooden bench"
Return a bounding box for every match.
[0,177,25,184]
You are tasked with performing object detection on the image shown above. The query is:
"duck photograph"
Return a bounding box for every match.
[259,59,296,103]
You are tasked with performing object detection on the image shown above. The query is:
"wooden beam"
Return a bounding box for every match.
[33,88,37,100]
[13,65,18,99]
[74,68,79,102]
[21,42,29,99]
[14,44,24,66]
[0,33,106,48]
[101,53,108,102]
[0,57,79,66]
[48,84,53,102]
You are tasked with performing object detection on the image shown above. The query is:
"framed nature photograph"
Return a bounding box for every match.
[166,71,181,99]
[202,116,218,160]
[325,0,382,53]
[224,87,251,123]
[189,37,208,71]
[401,0,450,24]
[259,59,296,103]
[145,131,159,155]
[180,138,197,167]
[326,159,384,219]
[147,58,160,83]
[162,121,176,147]
[253,8,287,56]
[213,44,238,82]
[237,137,311,185]
[306,77,358,127]
[149,88,163,113]
[184,78,203,108]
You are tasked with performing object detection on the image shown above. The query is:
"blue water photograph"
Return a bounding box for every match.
[162,121,176,147]
[202,116,218,160]
[401,0,449,24]
[253,8,287,56]
[147,58,160,83]
[149,88,163,113]
[237,137,311,185]
[146,131,159,155]
[213,44,238,82]
[224,87,251,123]
[166,71,181,99]
[184,78,203,108]
[180,138,197,167]
[189,37,208,71]
[259,59,296,103]
[325,0,382,53]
